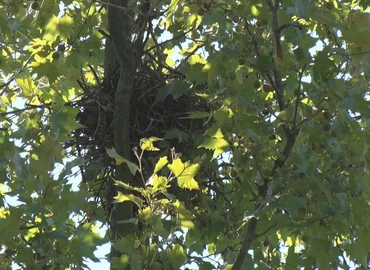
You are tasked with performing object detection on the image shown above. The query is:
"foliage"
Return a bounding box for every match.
[1,0,370,269]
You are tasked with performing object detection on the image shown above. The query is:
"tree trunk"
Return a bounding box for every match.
[104,0,139,268]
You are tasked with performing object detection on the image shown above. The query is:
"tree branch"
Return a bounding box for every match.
[259,0,296,198]
[244,20,261,57]
[231,217,258,270]
[106,0,139,265]
[146,28,193,52]
[275,22,303,33]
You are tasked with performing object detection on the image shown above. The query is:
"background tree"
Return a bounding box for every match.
[1,0,370,269]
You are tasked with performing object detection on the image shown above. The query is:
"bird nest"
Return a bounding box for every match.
[69,63,208,217]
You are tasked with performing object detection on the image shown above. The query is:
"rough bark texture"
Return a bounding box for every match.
[105,0,139,267]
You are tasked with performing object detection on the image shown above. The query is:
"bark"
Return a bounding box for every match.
[231,218,257,270]
[105,0,139,268]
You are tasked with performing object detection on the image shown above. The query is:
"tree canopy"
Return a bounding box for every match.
[1,0,370,269]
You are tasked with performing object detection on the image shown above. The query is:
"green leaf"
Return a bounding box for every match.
[115,181,144,193]
[167,244,188,269]
[44,15,74,41]
[313,51,338,83]
[205,126,224,139]
[168,159,200,190]
[15,74,37,98]
[15,248,35,265]
[182,111,211,119]
[348,228,370,266]
[187,63,208,84]
[255,55,274,72]
[203,54,226,82]
[130,255,143,270]
[112,237,136,255]
[152,174,169,192]
[293,47,310,63]
[106,148,139,175]
[214,108,233,125]
[286,246,300,270]
[363,54,370,78]
[115,192,145,208]
[173,200,195,229]
[335,193,351,217]
[278,106,295,122]
[349,138,365,157]
[276,196,306,219]
[165,0,180,30]
[294,0,310,18]
[156,79,189,102]
[140,137,162,151]
[200,261,215,270]
[164,129,190,142]
[351,198,368,225]
[29,55,59,83]
[198,137,229,160]
[139,207,152,220]
[111,255,130,269]
[154,156,168,174]
[70,223,107,262]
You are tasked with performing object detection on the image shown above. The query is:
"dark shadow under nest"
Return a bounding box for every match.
[69,63,209,217]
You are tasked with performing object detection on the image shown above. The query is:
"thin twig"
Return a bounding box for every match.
[297,100,328,127]
[0,56,33,96]
[66,2,93,49]
[265,0,274,10]
[293,64,306,130]
[0,104,49,116]
[254,222,277,239]
[146,28,194,52]
[244,20,260,56]
[95,0,128,10]
[275,22,303,33]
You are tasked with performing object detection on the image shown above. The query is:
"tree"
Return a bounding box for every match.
[1,0,370,269]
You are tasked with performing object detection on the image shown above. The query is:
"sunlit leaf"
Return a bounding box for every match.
[174,200,195,229]
[198,137,229,160]
[140,137,162,151]
[152,174,169,192]
[115,192,145,208]
[154,156,168,174]
[167,244,187,269]
[44,15,74,41]
[139,207,152,220]
[168,159,199,190]
[15,74,37,98]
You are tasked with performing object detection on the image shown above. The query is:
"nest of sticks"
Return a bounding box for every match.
[69,62,208,218]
